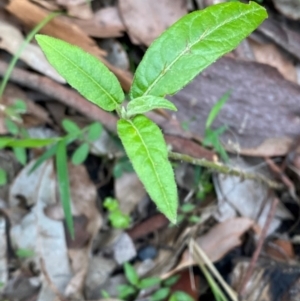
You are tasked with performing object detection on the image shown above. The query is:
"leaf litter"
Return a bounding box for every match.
[1,1,300,301]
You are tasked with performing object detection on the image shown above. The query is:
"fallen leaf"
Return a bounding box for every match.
[249,39,297,83]
[214,156,292,236]
[168,56,300,156]
[118,0,187,46]
[0,217,7,291]
[272,0,300,20]
[72,7,126,38]
[0,20,65,83]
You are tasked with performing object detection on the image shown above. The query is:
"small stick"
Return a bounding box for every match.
[238,197,279,298]
[169,152,283,190]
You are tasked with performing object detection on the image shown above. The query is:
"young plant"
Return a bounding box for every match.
[103,197,131,229]
[36,2,267,224]
[118,262,161,300]
[203,91,231,162]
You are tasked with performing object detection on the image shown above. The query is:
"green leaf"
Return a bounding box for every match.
[180,203,195,213]
[4,138,57,148]
[62,119,81,134]
[163,275,180,287]
[109,211,130,229]
[117,284,137,299]
[117,115,178,223]
[124,262,139,286]
[130,2,267,98]
[36,35,124,111]
[170,291,195,301]
[56,140,74,239]
[138,277,161,289]
[5,118,19,135]
[113,157,134,178]
[71,143,89,165]
[29,144,58,174]
[101,290,110,298]
[103,197,119,211]
[16,248,35,258]
[127,96,177,117]
[0,169,7,186]
[87,122,102,141]
[188,215,201,223]
[12,99,27,114]
[150,287,170,301]
[13,147,26,165]
[205,91,230,129]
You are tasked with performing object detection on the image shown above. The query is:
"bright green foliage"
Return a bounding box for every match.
[205,91,230,129]
[126,96,177,117]
[130,2,267,98]
[117,115,177,223]
[124,262,139,286]
[203,91,231,162]
[56,140,74,239]
[0,168,7,186]
[150,287,171,301]
[169,291,195,301]
[5,118,19,135]
[62,119,81,135]
[103,197,131,229]
[35,35,124,111]
[87,122,102,141]
[16,248,35,258]
[13,147,26,165]
[139,277,161,289]
[37,2,268,225]
[71,143,89,165]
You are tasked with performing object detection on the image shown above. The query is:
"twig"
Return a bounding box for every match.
[169,151,283,190]
[238,197,279,298]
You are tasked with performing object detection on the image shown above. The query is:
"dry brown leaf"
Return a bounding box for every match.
[163,218,254,278]
[168,56,300,157]
[67,2,93,19]
[56,0,87,5]
[6,0,105,57]
[272,0,300,20]
[115,172,146,215]
[71,7,125,38]
[0,20,65,83]
[118,0,187,46]
[249,39,297,83]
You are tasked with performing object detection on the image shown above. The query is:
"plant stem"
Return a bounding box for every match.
[168,151,283,190]
[0,11,62,99]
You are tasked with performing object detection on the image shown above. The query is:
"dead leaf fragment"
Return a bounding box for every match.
[272,0,300,20]
[118,0,187,45]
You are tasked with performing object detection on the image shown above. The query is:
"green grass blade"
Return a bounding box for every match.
[118,115,178,223]
[0,11,62,98]
[205,91,231,129]
[56,140,74,239]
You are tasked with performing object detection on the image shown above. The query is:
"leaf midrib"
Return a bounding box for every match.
[143,8,257,97]
[41,38,119,107]
[129,119,173,217]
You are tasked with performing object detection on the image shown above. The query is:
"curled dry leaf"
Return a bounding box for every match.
[163,218,254,279]
[0,20,65,83]
[249,39,297,83]
[118,0,187,46]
